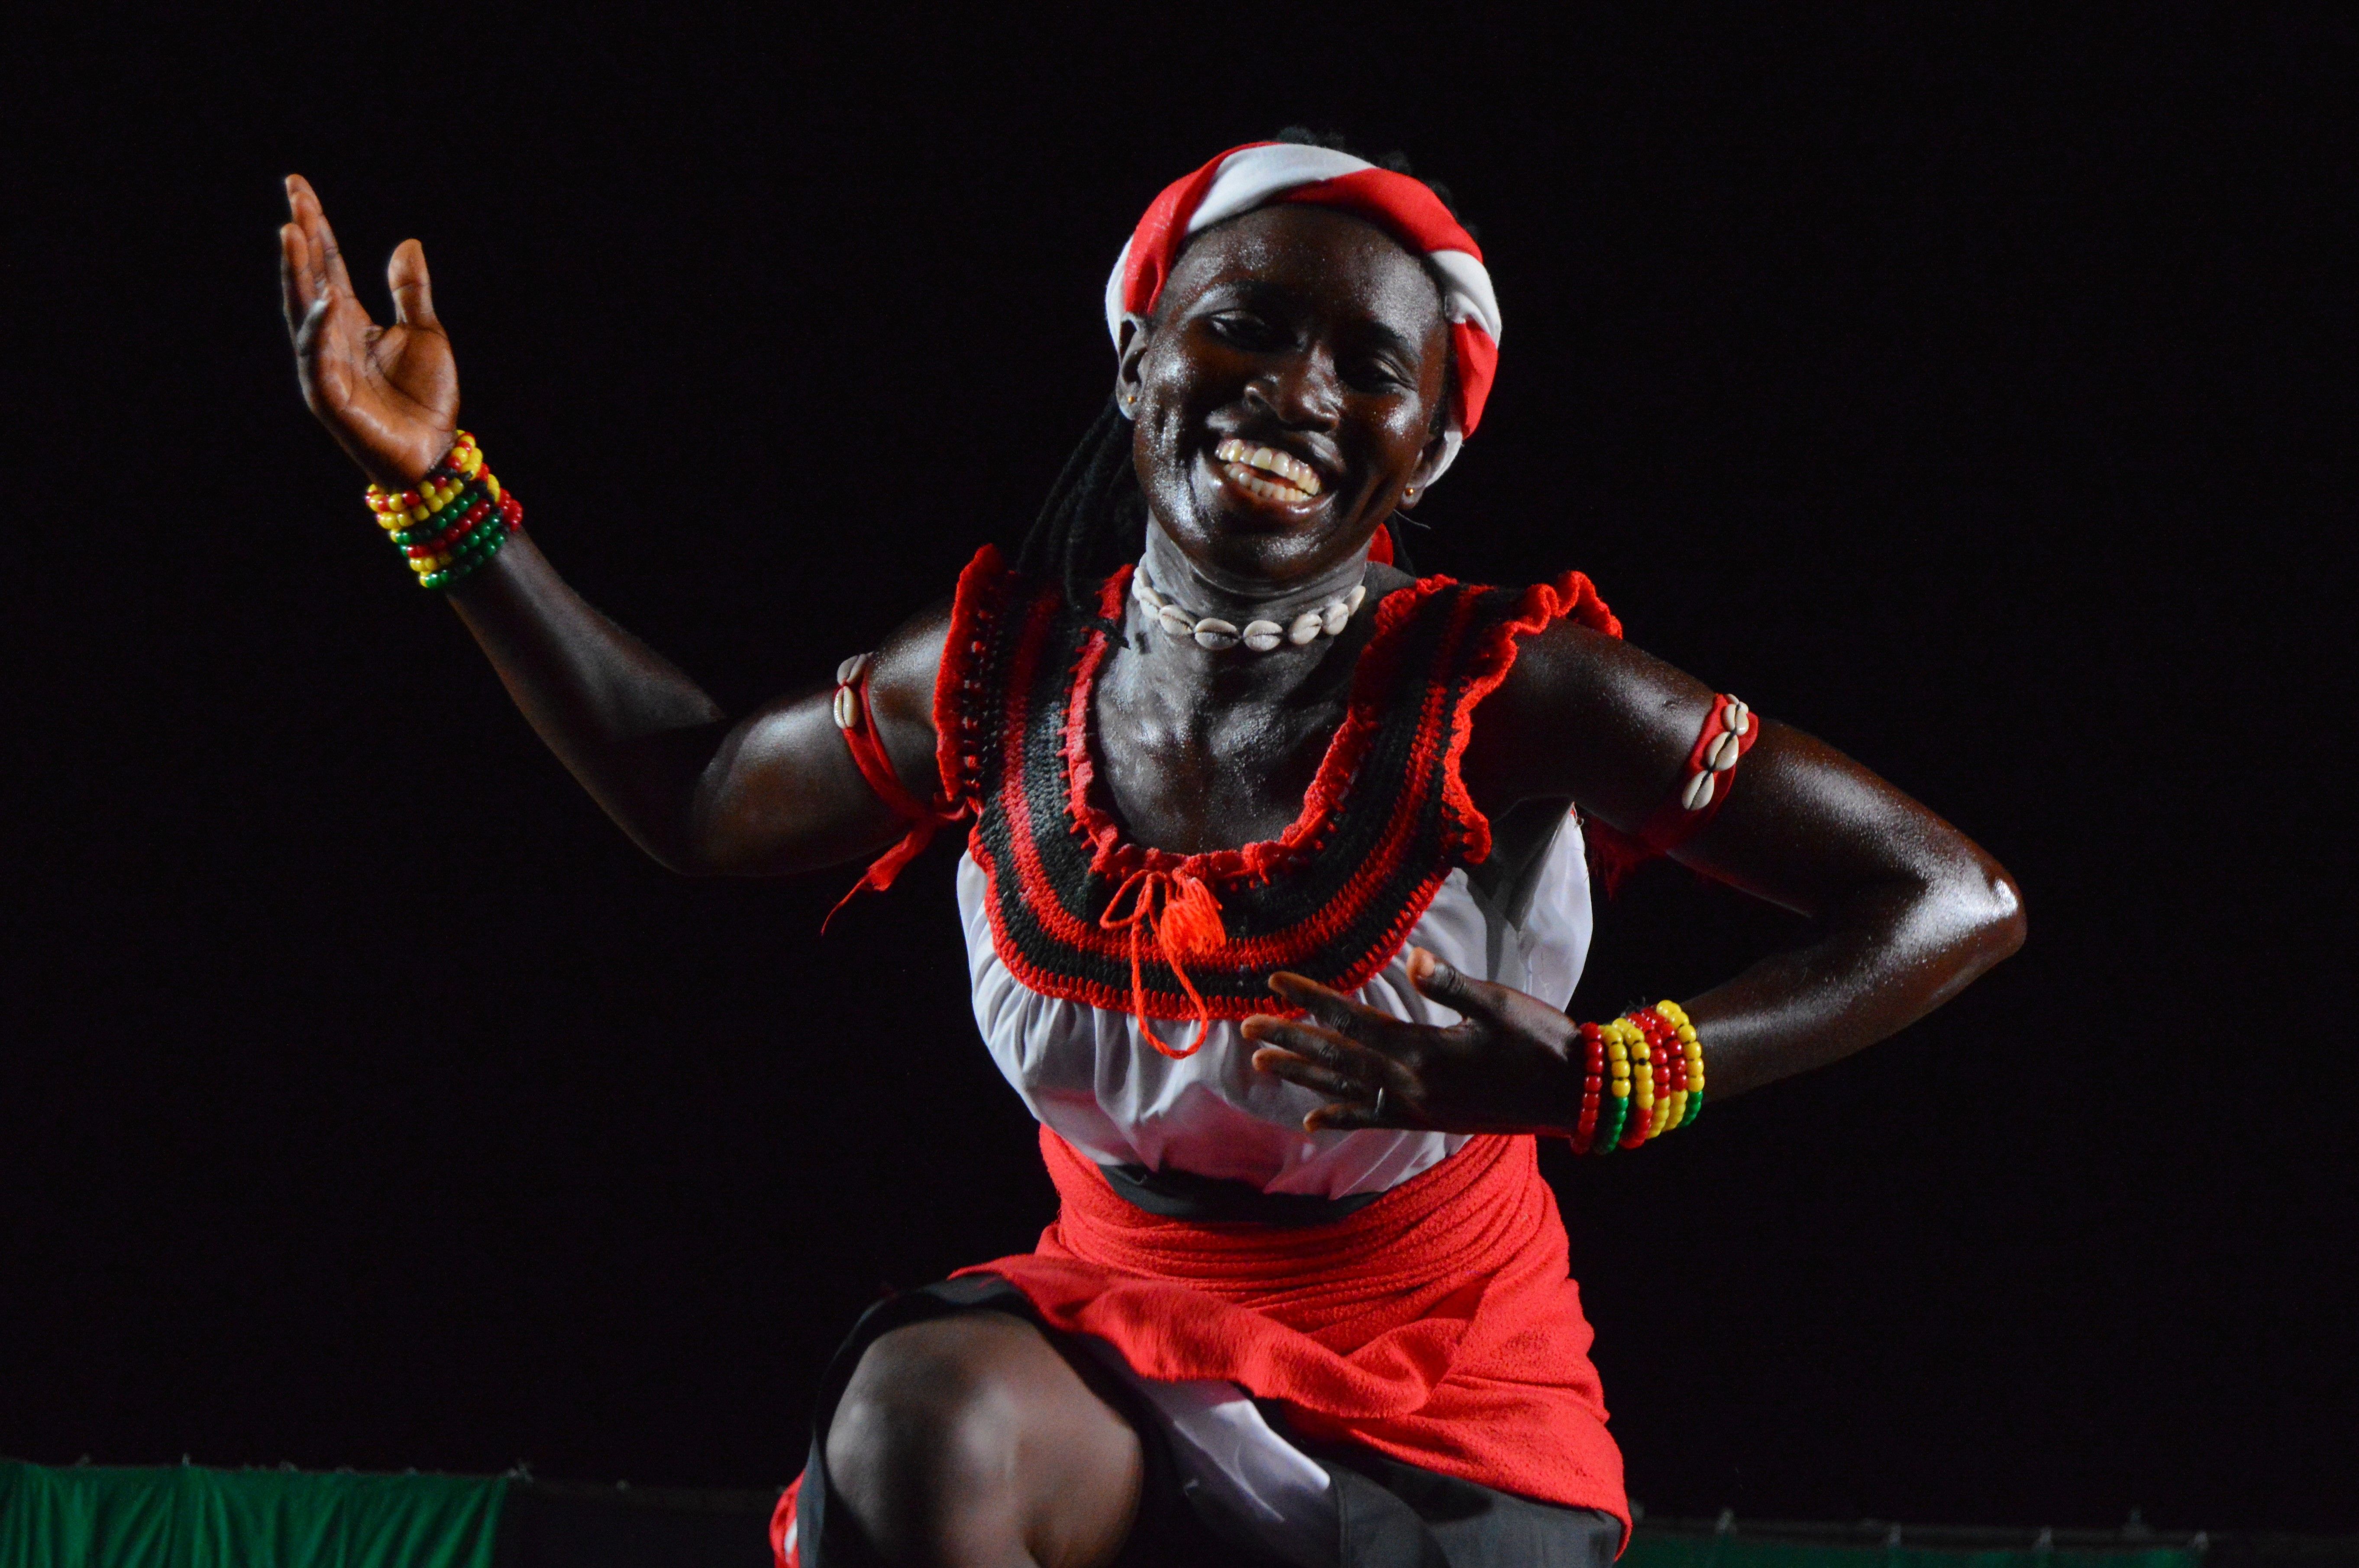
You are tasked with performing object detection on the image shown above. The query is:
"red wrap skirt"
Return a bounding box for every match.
[988,1127,1622,1512]
[772,1129,1625,1563]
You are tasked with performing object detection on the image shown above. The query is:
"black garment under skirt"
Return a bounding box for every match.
[794,1275,1619,1568]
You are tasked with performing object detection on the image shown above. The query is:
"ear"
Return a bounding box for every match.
[1396,426,1463,510]
[1113,312,1153,419]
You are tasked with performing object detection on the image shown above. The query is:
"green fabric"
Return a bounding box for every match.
[0,1461,505,1568]
[1625,1532,2198,1568]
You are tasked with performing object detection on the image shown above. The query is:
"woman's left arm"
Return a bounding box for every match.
[1246,621,2025,1129]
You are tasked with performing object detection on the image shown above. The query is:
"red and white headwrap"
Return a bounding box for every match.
[1105,141,1503,484]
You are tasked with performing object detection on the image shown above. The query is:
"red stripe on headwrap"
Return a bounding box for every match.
[1115,142,1276,325]
[1111,143,1501,436]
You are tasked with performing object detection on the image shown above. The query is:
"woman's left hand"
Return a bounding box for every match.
[1243,949,1584,1135]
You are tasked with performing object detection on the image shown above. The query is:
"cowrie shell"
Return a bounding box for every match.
[831,685,859,731]
[1242,619,1284,652]
[1288,611,1325,645]
[1193,618,1241,650]
[1707,731,1742,771]
[1158,606,1196,638]
[836,652,871,686]
[1681,770,1716,811]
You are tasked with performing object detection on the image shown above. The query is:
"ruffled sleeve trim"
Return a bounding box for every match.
[1437,570,1622,867]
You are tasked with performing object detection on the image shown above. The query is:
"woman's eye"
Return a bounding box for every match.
[1210,313,1277,346]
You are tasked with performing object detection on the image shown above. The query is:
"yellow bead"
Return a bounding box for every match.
[485,475,501,500]
[409,558,431,575]
[1610,1081,1628,1098]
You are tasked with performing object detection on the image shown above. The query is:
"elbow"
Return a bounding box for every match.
[1969,861,2027,968]
[633,819,732,878]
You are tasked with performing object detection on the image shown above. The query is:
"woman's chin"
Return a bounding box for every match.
[1157,511,1373,593]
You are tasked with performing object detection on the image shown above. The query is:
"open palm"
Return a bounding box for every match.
[278,174,458,490]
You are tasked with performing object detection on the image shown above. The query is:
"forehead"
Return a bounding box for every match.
[1160,205,1447,344]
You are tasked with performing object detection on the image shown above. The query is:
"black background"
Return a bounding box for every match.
[4,4,2349,1538]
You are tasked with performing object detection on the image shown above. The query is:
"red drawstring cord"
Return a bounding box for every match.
[824,660,967,932]
[1098,867,1228,1058]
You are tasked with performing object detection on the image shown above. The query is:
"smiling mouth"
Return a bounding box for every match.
[1214,438,1325,503]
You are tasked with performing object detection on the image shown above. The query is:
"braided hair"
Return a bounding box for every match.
[1015,129,1474,606]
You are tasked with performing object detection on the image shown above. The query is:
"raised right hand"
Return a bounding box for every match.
[279,174,458,490]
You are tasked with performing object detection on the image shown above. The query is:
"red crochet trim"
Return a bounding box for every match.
[953,556,1626,1024]
[933,544,1015,813]
[1060,565,1464,885]
[1435,569,1624,865]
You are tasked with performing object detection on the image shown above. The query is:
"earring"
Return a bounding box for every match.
[1402,481,1421,502]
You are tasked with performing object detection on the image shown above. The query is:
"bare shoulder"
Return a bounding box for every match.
[866,595,955,731]
[1461,616,1718,833]
[830,594,950,802]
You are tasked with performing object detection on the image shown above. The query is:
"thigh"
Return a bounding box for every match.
[825,1310,1144,1568]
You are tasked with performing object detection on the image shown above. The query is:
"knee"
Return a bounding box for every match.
[824,1316,1031,1560]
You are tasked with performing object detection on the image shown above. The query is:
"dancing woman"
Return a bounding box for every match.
[279,136,2023,1568]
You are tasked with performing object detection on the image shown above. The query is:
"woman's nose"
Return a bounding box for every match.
[1245,348,1342,429]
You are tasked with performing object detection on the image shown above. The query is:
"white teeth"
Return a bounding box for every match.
[1213,438,1322,497]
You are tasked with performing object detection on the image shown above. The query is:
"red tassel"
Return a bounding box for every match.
[1098,868,1225,1058]
[1157,872,1228,959]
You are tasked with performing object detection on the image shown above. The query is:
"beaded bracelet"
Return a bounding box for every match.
[362,431,524,590]
[1568,1001,1705,1155]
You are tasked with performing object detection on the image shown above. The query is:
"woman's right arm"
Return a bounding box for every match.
[279,174,943,876]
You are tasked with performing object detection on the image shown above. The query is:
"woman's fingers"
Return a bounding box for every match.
[1250,1049,1414,1134]
[387,238,436,327]
[1249,1048,1369,1104]
[1405,946,1512,1024]
[279,222,312,333]
[1305,1098,1397,1132]
[1242,1014,1392,1081]
[1267,971,1404,1045]
[287,174,356,302]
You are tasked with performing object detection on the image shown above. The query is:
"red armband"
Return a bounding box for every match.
[824,652,966,929]
[1632,693,1759,855]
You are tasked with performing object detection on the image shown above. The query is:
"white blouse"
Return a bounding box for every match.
[957,813,1593,1199]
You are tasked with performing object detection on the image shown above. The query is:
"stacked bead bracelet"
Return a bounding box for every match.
[363,430,524,590]
[1131,565,1368,652]
[1571,1000,1705,1155]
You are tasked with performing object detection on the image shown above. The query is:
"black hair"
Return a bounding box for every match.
[1015,129,1469,606]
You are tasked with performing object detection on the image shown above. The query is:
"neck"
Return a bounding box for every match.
[1120,528,1374,703]
[1135,528,1367,629]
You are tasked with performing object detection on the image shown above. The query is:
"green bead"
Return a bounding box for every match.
[1590,1099,1627,1156]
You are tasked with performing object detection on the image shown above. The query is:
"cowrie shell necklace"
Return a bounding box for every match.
[1130,564,1369,653]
